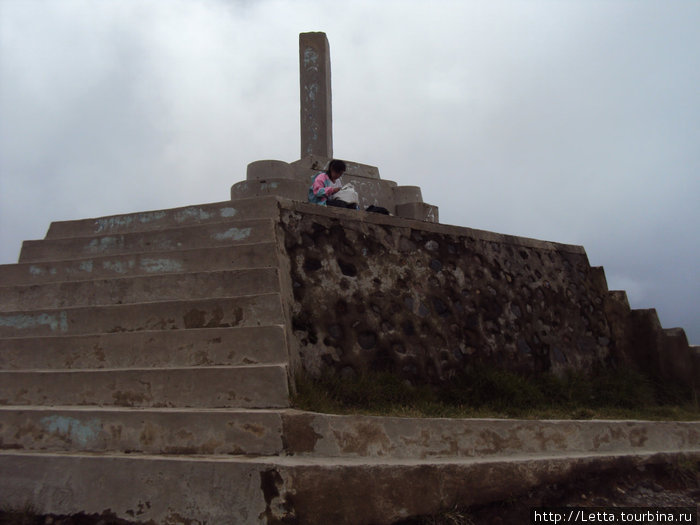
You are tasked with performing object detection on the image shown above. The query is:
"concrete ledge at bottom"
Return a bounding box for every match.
[281,412,700,459]
[231,178,308,201]
[395,201,439,222]
[1,450,696,525]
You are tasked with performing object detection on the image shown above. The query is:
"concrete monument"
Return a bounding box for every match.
[299,32,333,158]
[1,31,697,525]
[231,31,440,222]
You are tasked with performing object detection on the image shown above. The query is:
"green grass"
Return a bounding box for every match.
[292,365,700,420]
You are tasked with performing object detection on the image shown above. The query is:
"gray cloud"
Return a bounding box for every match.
[1,0,698,342]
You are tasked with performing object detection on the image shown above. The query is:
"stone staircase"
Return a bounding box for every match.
[1,195,698,524]
[0,197,292,520]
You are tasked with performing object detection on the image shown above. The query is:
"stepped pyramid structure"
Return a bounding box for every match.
[1,33,698,524]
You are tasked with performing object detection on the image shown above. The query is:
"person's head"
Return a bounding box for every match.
[326,159,347,182]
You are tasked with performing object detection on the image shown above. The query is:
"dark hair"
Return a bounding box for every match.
[326,159,347,175]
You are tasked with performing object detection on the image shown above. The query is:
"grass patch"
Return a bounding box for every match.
[292,365,699,420]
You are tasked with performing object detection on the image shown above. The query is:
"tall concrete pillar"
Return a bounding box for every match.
[299,32,332,158]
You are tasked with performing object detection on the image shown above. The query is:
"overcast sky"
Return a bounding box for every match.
[1,0,698,343]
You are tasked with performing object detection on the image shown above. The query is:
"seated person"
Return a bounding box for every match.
[308,159,357,209]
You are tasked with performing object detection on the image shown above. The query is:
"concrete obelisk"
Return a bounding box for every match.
[299,32,333,159]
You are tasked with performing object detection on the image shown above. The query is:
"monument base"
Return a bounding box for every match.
[231,157,439,222]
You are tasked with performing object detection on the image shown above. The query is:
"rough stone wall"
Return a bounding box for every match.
[280,203,614,384]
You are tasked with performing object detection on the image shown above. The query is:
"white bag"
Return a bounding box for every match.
[334,183,359,205]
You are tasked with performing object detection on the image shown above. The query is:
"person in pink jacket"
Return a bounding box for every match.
[308,159,347,206]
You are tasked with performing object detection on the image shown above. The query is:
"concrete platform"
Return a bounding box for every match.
[45,196,280,239]
[0,294,285,337]
[1,449,696,525]
[0,243,279,284]
[0,268,280,310]
[19,219,276,263]
[0,364,290,408]
[0,326,288,370]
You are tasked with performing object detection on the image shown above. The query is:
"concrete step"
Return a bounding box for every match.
[0,326,287,370]
[0,364,289,408]
[0,243,279,285]
[44,196,280,239]
[0,294,284,337]
[0,406,286,455]
[1,449,696,524]
[18,219,276,263]
[4,407,696,459]
[281,412,700,459]
[0,268,280,311]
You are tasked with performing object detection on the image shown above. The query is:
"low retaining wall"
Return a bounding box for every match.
[280,202,614,384]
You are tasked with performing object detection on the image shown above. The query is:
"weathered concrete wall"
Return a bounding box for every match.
[280,201,615,384]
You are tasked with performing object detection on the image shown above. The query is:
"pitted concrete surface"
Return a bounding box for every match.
[281,202,610,381]
[277,199,698,395]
